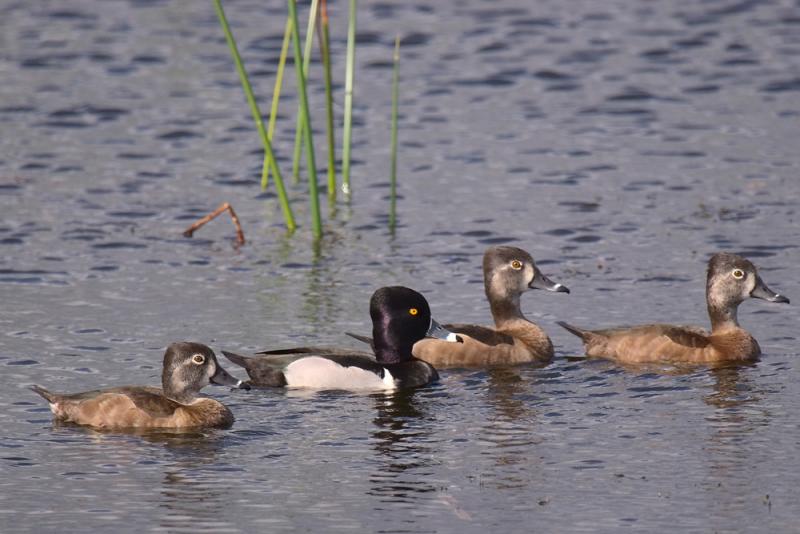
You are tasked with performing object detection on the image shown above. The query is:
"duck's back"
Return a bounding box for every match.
[574,323,759,363]
[40,386,233,429]
[413,320,553,368]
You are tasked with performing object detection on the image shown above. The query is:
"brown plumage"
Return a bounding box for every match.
[30,342,245,430]
[412,246,569,367]
[558,252,790,364]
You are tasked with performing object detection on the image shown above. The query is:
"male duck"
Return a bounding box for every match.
[558,252,789,364]
[31,342,246,429]
[222,286,461,390]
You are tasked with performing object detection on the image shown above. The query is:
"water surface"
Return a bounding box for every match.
[1,0,799,532]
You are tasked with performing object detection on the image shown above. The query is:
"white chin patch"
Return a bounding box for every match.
[552,283,564,291]
[446,332,460,343]
[284,357,396,391]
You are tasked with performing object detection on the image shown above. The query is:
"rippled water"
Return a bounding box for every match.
[2,0,799,532]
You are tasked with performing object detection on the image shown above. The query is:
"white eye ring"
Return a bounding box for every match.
[510,260,523,270]
[732,269,745,279]
[192,354,206,365]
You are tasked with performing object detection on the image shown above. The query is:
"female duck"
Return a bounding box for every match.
[558,252,789,364]
[407,246,569,367]
[222,286,460,390]
[31,342,246,429]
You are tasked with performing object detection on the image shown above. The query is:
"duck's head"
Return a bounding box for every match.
[706,252,789,328]
[162,342,247,404]
[483,245,569,301]
[370,286,460,363]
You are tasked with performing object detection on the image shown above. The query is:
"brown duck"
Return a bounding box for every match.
[558,252,789,364]
[31,342,246,430]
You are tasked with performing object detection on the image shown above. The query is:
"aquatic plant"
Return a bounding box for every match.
[319,0,336,203]
[213,0,296,232]
[261,17,292,191]
[288,0,323,239]
[290,0,320,184]
[341,0,357,196]
[389,35,400,230]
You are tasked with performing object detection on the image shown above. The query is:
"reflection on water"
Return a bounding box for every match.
[477,367,541,490]
[369,390,437,501]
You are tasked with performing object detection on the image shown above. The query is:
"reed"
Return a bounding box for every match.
[290,0,320,183]
[261,17,293,191]
[288,0,322,239]
[341,0,357,196]
[389,35,400,230]
[319,0,336,203]
[213,0,295,231]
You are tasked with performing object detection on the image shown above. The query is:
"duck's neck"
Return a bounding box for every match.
[707,300,740,332]
[162,373,199,405]
[488,291,526,327]
[373,327,412,364]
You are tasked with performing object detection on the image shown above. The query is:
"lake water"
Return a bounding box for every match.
[2,0,799,532]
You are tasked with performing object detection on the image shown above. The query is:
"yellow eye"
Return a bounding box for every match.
[192,354,206,365]
[409,308,418,316]
[510,260,523,270]
[732,269,745,279]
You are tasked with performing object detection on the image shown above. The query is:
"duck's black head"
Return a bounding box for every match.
[162,342,246,404]
[369,286,459,364]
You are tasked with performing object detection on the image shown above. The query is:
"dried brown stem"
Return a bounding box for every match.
[182,202,245,246]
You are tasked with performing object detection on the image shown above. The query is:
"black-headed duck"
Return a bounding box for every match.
[31,342,246,429]
[222,286,461,390]
[363,246,568,368]
[558,252,789,364]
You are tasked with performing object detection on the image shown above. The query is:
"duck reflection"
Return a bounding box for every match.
[153,431,238,532]
[477,367,541,490]
[368,389,437,501]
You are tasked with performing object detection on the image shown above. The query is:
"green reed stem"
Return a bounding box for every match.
[288,0,322,239]
[389,35,400,230]
[261,17,293,191]
[213,0,295,231]
[319,0,336,202]
[341,0,356,196]
[290,0,319,183]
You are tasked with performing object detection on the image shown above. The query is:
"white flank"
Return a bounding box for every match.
[284,357,396,391]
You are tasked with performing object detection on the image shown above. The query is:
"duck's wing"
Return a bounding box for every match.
[591,324,711,348]
[443,323,515,347]
[256,346,372,358]
[111,387,180,418]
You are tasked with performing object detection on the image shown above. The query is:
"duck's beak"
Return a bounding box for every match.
[427,318,463,343]
[750,276,790,304]
[529,269,570,293]
[211,363,251,390]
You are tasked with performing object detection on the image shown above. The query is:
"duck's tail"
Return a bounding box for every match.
[345,332,374,348]
[30,385,58,403]
[556,321,590,341]
[221,350,252,369]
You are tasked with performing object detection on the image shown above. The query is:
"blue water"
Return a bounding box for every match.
[1,0,799,531]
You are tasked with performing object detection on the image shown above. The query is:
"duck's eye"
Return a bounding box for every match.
[192,354,206,365]
[510,260,523,270]
[409,308,419,316]
[732,269,745,280]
